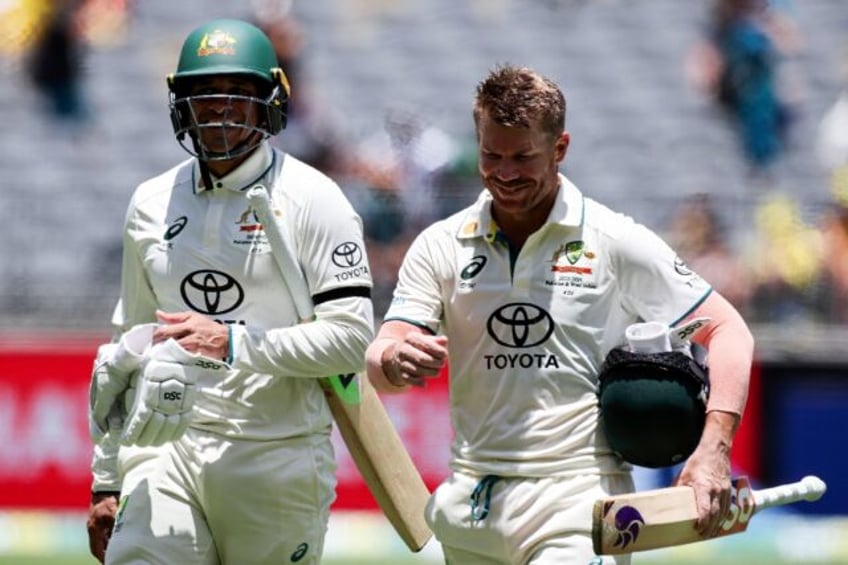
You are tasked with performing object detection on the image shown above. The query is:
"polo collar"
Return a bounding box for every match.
[192,143,276,195]
[456,173,585,241]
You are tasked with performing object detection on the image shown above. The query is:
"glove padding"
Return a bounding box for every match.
[121,339,230,447]
[88,324,157,442]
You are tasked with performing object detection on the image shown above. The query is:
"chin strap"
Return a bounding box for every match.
[186,131,214,189]
[198,160,215,192]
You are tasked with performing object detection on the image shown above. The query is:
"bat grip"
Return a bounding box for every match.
[753,476,827,509]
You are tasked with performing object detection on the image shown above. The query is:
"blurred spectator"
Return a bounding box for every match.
[431,138,481,220]
[341,110,473,318]
[745,193,825,322]
[337,0,409,47]
[357,106,460,233]
[812,46,848,323]
[687,0,796,176]
[26,0,89,124]
[341,151,413,319]
[0,0,53,60]
[816,44,848,178]
[352,166,406,246]
[815,176,848,324]
[340,119,477,318]
[665,193,754,314]
[74,0,131,48]
[816,88,848,175]
[252,0,345,173]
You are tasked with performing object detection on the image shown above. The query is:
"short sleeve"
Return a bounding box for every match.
[382,230,444,333]
[613,223,712,325]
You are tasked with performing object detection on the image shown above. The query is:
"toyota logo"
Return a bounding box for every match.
[180,270,244,315]
[487,303,554,348]
[332,242,363,268]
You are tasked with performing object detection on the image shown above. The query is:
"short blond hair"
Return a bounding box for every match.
[473,64,566,138]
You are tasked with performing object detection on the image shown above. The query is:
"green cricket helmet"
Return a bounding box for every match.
[167,19,290,161]
[598,346,710,468]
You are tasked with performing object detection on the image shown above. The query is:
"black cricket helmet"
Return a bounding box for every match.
[598,347,709,468]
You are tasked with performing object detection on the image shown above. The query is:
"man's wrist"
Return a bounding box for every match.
[380,341,408,388]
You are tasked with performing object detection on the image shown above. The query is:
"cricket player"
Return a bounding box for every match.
[365,65,754,564]
[85,19,373,565]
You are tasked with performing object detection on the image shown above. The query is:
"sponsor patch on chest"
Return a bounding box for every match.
[232,205,272,252]
[546,240,599,292]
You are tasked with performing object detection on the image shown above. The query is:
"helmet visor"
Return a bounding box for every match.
[169,91,277,161]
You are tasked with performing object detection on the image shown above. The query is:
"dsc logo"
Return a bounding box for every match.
[195,359,224,370]
[163,391,183,402]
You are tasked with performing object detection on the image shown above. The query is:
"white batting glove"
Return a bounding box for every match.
[121,339,230,447]
[88,324,157,442]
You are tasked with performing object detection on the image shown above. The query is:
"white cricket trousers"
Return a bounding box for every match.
[425,471,634,565]
[105,426,336,565]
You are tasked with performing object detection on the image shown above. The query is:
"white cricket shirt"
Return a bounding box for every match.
[384,174,711,478]
[114,142,373,439]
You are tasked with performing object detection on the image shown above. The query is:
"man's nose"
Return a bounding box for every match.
[204,95,234,113]
[495,161,520,181]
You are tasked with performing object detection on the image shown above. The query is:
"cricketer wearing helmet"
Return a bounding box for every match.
[86,19,374,565]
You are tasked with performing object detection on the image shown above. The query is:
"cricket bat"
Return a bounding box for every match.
[593,475,826,555]
[246,185,433,552]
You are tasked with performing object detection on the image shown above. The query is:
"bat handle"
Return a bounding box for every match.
[246,184,315,321]
[753,475,827,510]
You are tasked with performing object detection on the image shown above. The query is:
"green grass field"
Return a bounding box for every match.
[3,555,848,565]
[3,511,845,564]
[0,558,440,565]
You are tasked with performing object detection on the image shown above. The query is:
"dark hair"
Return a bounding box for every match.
[473,64,566,138]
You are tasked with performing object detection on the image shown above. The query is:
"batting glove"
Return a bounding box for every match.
[88,324,157,443]
[121,339,230,447]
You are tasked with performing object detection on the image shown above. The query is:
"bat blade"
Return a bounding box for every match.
[593,476,827,555]
[324,377,433,551]
[246,184,433,551]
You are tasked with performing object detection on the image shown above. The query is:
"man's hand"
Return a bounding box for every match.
[87,491,119,564]
[381,333,448,388]
[154,310,228,360]
[674,410,739,537]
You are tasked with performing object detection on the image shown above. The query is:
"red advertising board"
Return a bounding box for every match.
[0,335,451,511]
[0,335,103,509]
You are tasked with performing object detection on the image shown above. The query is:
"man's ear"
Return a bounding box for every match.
[555,132,570,162]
